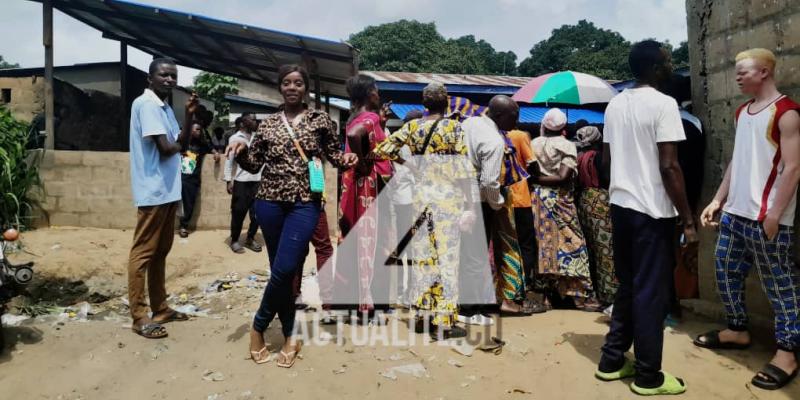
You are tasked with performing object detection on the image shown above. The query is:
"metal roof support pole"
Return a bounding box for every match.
[43,0,55,150]
[120,41,129,143]
[324,91,330,114]
[314,74,322,111]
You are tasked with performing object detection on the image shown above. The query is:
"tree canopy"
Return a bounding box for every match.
[348,19,687,80]
[348,20,517,75]
[0,55,19,69]
[518,20,631,80]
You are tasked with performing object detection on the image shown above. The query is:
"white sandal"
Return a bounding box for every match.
[276,342,301,368]
[250,346,270,364]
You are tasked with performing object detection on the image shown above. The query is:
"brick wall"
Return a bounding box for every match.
[37,150,340,237]
[686,0,800,320]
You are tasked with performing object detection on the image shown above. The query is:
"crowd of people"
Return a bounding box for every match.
[125,39,800,394]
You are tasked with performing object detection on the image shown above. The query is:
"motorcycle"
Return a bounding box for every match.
[0,229,34,351]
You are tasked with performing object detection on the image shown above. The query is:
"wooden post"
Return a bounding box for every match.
[314,73,321,110]
[324,91,330,114]
[43,0,55,150]
[119,41,128,143]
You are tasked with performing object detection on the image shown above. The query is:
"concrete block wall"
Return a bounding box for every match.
[686,0,800,319]
[36,150,341,238]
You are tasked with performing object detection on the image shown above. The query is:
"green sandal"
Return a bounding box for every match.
[595,359,636,381]
[630,372,686,396]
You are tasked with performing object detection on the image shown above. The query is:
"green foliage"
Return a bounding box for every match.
[519,20,632,80]
[348,20,517,75]
[0,55,19,69]
[672,41,690,69]
[192,72,238,124]
[0,106,42,230]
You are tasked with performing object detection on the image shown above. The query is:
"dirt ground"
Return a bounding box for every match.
[0,227,798,400]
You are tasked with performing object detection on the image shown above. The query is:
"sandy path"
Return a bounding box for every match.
[0,228,797,399]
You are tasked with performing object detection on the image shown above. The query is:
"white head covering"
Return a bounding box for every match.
[540,108,567,136]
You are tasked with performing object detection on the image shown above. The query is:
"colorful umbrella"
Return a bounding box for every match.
[512,71,618,105]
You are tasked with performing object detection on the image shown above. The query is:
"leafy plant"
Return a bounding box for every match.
[0,105,43,230]
[193,72,238,125]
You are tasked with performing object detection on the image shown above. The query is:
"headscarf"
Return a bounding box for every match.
[575,126,602,149]
[540,108,567,136]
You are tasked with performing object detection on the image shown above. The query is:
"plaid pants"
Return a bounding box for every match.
[715,212,800,351]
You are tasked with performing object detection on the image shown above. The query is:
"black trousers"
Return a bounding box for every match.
[599,205,675,388]
[230,180,259,242]
[513,207,537,290]
[180,175,201,230]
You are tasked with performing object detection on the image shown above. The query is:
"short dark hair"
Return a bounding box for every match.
[241,111,255,119]
[213,127,224,135]
[234,117,242,128]
[277,64,310,89]
[149,57,176,75]
[574,119,589,130]
[629,40,666,80]
[346,74,377,105]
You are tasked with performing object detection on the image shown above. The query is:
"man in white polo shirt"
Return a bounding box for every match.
[595,40,697,396]
[696,48,800,391]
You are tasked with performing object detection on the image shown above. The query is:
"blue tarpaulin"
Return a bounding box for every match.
[390,103,605,124]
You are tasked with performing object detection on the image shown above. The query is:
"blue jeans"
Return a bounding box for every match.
[252,200,321,336]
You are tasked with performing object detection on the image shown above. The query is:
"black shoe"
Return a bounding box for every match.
[244,238,263,252]
[430,325,467,341]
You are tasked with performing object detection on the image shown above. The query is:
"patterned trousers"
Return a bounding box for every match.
[715,212,800,351]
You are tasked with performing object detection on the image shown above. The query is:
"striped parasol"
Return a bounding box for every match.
[512,71,618,105]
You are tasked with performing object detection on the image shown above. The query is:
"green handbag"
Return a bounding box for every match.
[281,112,325,193]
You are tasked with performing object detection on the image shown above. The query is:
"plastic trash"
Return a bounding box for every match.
[447,359,464,368]
[202,370,225,382]
[381,363,429,379]
[76,302,92,320]
[1,314,30,327]
[174,304,208,317]
[450,340,476,357]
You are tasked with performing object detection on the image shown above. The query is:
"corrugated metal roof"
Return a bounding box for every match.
[362,71,532,87]
[30,0,357,98]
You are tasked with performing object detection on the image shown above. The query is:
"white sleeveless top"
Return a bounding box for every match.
[724,96,800,226]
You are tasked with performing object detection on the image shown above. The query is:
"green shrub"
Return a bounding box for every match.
[0,105,43,230]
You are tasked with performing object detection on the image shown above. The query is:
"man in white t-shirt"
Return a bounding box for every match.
[696,48,800,391]
[223,112,263,253]
[595,40,697,396]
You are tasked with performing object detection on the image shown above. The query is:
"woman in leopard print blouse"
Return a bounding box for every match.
[228,64,358,368]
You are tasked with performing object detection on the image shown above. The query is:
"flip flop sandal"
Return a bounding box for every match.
[751,363,799,390]
[132,323,168,339]
[522,299,548,314]
[595,359,636,381]
[276,343,302,368]
[250,346,270,365]
[630,372,686,396]
[154,310,190,324]
[478,337,506,355]
[693,330,751,350]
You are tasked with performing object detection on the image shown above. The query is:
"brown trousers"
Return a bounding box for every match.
[128,202,178,322]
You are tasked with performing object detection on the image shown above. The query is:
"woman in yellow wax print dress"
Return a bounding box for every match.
[374,83,473,340]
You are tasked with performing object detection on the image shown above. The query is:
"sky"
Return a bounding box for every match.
[0,0,688,86]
